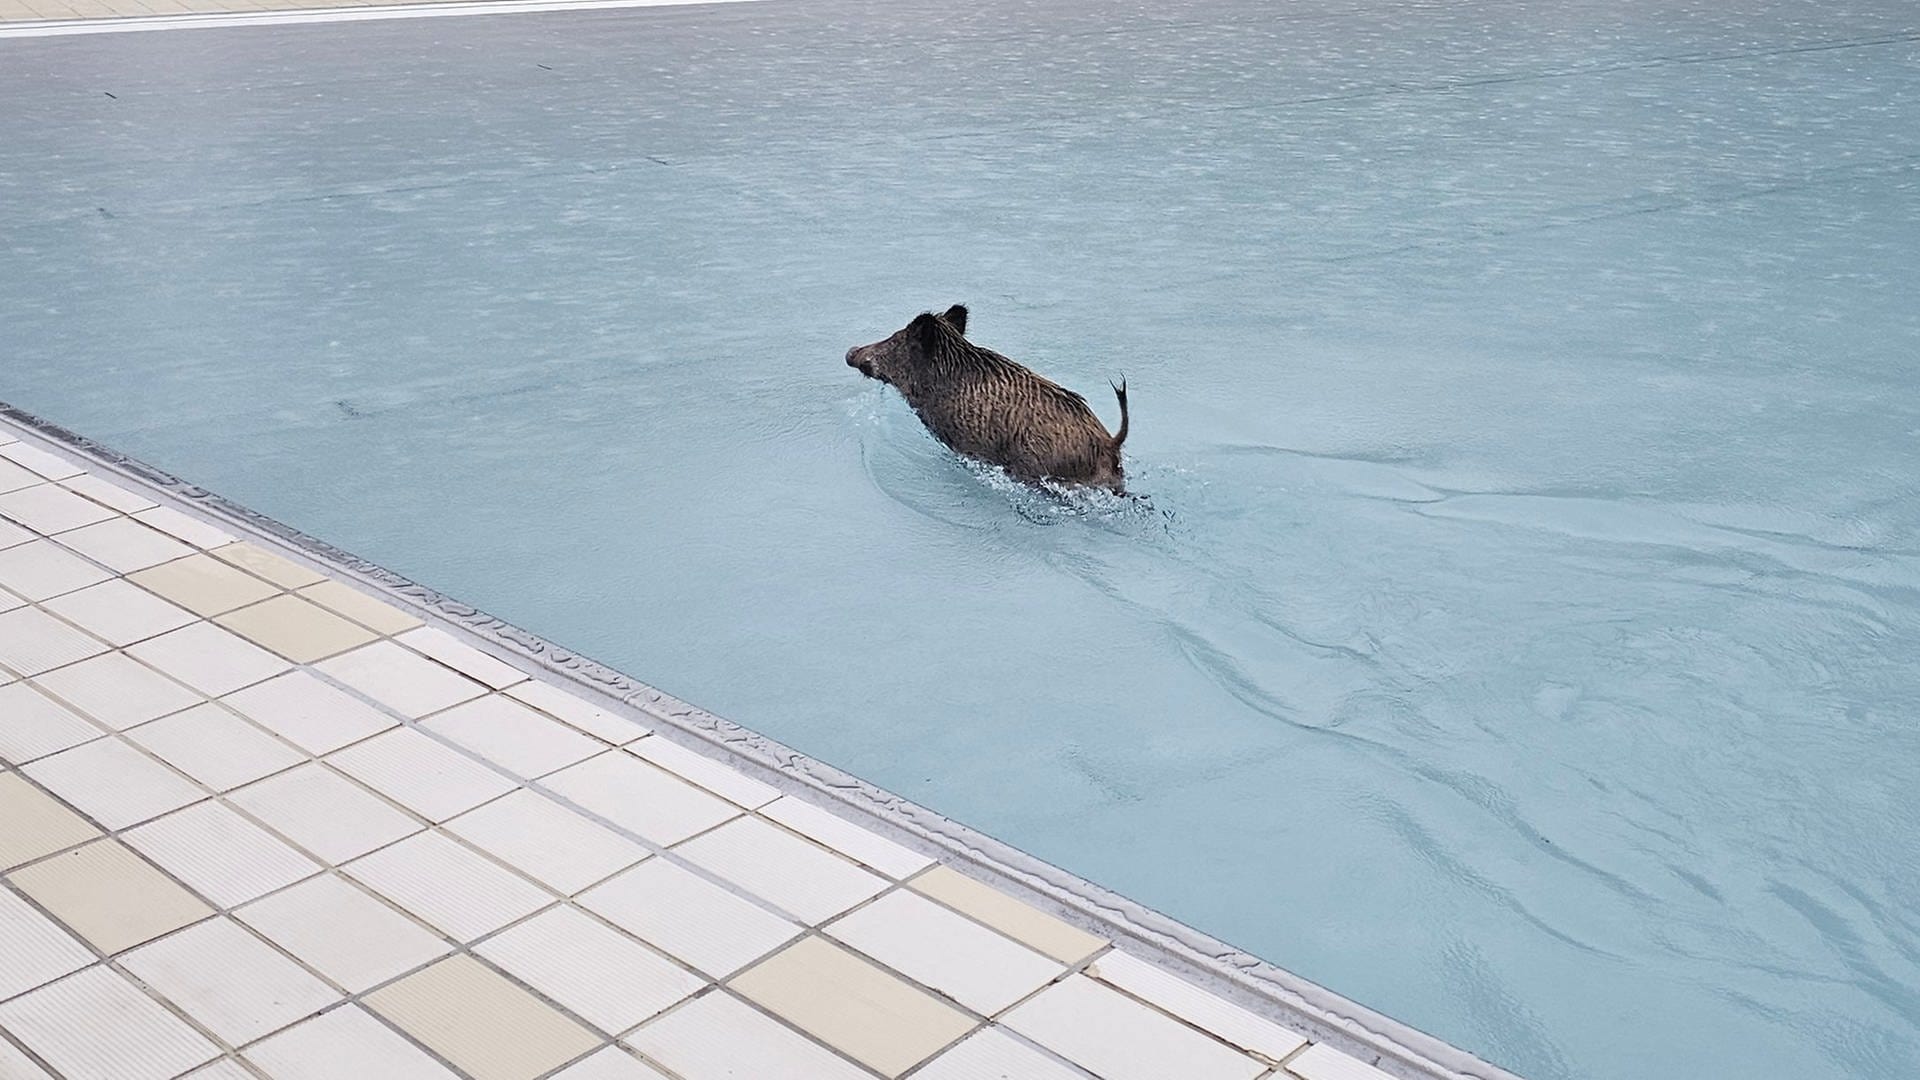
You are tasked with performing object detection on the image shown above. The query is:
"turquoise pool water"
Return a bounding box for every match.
[4,2,1919,1077]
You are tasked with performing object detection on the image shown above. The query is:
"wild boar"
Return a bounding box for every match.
[845,305,1129,493]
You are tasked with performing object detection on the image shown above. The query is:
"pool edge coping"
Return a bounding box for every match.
[0,399,1527,1080]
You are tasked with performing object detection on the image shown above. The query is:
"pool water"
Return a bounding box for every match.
[4,1,1919,1077]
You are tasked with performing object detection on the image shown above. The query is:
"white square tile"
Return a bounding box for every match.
[623,991,868,1080]
[477,904,703,1036]
[579,859,798,978]
[507,680,647,744]
[235,874,450,993]
[343,830,551,942]
[0,607,107,677]
[52,517,191,573]
[628,736,778,809]
[40,579,196,647]
[326,727,517,823]
[0,682,104,765]
[0,1037,56,1080]
[0,584,22,611]
[125,703,304,792]
[1089,951,1307,1062]
[1003,976,1266,1080]
[0,484,116,535]
[0,541,113,602]
[31,653,204,730]
[127,622,291,697]
[827,890,1063,1015]
[551,1047,671,1080]
[230,763,423,864]
[0,518,32,550]
[316,641,487,719]
[120,917,341,1045]
[396,627,527,690]
[222,671,396,755]
[674,817,886,925]
[0,966,219,1080]
[760,797,933,881]
[23,737,205,829]
[1285,1044,1396,1080]
[60,473,156,514]
[444,789,649,895]
[0,444,82,483]
[246,1004,460,1080]
[0,461,41,498]
[542,751,738,847]
[420,695,602,779]
[132,506,234,549]
[0,885,95,1001]
[913,1029,1088,1080]
[122,800,321,907]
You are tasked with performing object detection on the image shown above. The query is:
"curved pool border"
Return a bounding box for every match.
[0,398,1526,1080]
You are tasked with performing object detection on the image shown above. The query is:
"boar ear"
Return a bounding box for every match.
[940,304,969,336]
[909,312,945,349]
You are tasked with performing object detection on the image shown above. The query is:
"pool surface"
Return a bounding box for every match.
[4,1,1919,1078]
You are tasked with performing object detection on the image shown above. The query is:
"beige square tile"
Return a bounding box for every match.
[216,594,378,663]
[209,542,325,589]
[60,473,156,514]
[910,866,1107,964]
[0,773,101,870]
[0,682,105,765]
[7,838,213,954]
[624,989,868,1080]
[41,579,196,647]
[826,890,1063,1015]
[127,621,291,696]
[125,703,304,792]
[365,954,599,1080]
[129,553,280,617]
[1003,975,1265,1080]
[56,515,187,572]
[0,483,117,534]
[298,579,421,634]
[31,652,204,730]
[316,641,486,719]
[0,607,107,677]
[0,541,112,603]
[731,936,974,1077]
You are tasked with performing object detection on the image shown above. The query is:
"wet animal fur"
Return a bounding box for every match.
[846,305,1129,493]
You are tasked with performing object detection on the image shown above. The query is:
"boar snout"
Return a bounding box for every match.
[846,346,876,379]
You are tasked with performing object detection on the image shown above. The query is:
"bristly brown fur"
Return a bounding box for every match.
[845,306,1130,493]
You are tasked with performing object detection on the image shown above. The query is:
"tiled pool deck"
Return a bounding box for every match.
[0,405,1526,1080]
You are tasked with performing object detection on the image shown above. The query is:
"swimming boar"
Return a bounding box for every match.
[846,305,1130,493]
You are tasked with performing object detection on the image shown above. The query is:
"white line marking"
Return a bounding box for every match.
[0,0,763,38]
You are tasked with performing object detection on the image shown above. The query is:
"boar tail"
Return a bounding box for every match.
[1109,377,1129,450]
